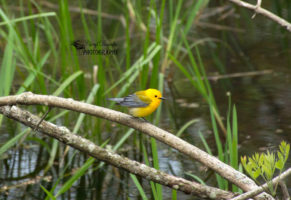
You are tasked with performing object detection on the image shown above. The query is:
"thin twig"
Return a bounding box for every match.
[179,70,272,82]
[206,69,272,81]
[196,21,245,32]
[34,106,52,131]
[40,1,121,21]
[0,175,52,193]
[230,168,291,200]
[228,0,291,32]
[252,0,262,18]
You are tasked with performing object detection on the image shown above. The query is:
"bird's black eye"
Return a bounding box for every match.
[155,95,157,98]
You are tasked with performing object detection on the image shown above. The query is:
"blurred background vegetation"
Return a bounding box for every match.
[0,0,291,199]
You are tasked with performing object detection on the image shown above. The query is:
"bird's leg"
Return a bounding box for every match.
[131,116,149,123]
[141,117,149,123]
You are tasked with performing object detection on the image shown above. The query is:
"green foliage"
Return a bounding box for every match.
[55,157,96,197]
[130,174,148,200]
[0,129,28,156]
[199,103,239,192]
[40,185,56,200]
[176,119,199,138]
[241,141,290,196]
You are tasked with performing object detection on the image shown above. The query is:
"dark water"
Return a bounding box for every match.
[167,34,291,196]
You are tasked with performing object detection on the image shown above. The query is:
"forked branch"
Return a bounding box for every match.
[0,105,234,199]
[0,92,274,199]
[228,0,291,32]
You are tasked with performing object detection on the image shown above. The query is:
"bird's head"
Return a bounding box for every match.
[146,89,166,101]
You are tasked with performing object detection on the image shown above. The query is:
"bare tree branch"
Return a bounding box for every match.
[0,105,234,199]
[0,92,275,199]
[0,175,52,193]
[227,0,291,32]
[251,0,262,18]
[278,180,290,200]
[230,168,291,200]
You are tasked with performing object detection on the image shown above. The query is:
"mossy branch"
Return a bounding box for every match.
[0,92,275,199]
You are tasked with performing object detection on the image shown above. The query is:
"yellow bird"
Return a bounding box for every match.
[108,88,165,117]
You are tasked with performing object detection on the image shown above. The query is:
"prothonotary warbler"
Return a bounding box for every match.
[108,88,165,117]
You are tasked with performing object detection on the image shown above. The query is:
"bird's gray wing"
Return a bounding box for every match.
[110,94,149,107]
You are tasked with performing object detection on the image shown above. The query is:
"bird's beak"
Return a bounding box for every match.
[160,97,166,100]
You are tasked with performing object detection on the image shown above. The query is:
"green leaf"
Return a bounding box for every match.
[259,153,264,166]
[275,159,284,170]
[277,152,283,162]
[279,142,284,153]
[55,157,95,197]
[130,174,148,200]
[53,71,83,96]
[262,165,273,181]
[253,168,261,179]
[40,185,56,200]
[176,119,199,137]
[185,172,206,185]
[0,129,28,155]
[0,12,56,26]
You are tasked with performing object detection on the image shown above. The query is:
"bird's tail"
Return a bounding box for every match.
[107,98,124,104]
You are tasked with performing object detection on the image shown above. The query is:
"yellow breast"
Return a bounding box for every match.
[129,99,161,117]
